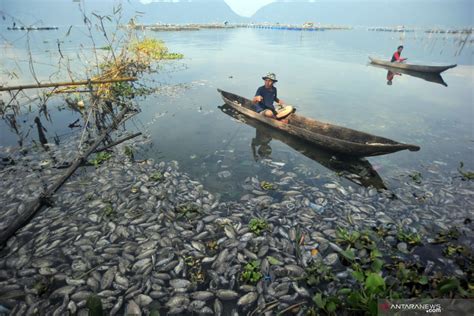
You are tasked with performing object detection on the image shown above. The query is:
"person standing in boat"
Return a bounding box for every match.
[252,73,285,118]
[391,45,407,63]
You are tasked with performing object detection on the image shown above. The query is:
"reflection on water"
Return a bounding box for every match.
[219,104,387,190]
[371,63,449,87]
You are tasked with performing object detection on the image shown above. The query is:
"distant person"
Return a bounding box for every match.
[252,73,293,121]
[391,45,407,63]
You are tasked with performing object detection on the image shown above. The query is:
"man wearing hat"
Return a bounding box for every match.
[252,73,285,118]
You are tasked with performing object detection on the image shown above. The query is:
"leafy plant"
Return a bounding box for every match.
[431,227,460,244]
[90,152,112,166]
[241,260,262,284]
[176,203,200,219]
[248,218,269,235]
[150,171,163,182]
[312,292,339,315]
[409,171,423,184]
[304,259,335,286]
[397,229,422,246]
[260,180,275,190]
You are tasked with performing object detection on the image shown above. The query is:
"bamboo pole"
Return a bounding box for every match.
[0,106,131,247]
[94,132,142,153]
[0,77,137,92]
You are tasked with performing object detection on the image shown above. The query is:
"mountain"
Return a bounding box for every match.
[1,0,145,26]
[252,0,473,28]
[0,0,247,27]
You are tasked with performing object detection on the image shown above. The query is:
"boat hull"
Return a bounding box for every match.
[217,89,420,157]
[369,57,457,73]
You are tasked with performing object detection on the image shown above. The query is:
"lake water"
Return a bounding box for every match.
[1,27,473,200]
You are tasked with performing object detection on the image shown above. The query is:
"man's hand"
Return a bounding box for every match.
[253,96,263,103]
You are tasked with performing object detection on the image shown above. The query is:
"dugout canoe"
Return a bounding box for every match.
[219,104,387,189]
[369,57,457,73]
[217,89,420,157]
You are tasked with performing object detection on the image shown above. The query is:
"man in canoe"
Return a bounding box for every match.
[391,45,407,63]
[252,73,293,120]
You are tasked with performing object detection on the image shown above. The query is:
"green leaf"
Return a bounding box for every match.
[347,291,362,307]
[371,258,384,273]
[365,273,385,294]
[340,249,355,261]
[370,249,382,259]
[438,278,459,294]
[326,301,337,313]
[338,288,352,295]
[352,270,365,282]
[313,293,326,309]
[418,275,429,285]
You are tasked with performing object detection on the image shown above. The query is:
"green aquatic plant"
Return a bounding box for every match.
[124,145,134,160]
[260,180,275,190]
[336,227,361,246]
[90,152,112,167]
[150,171,163,182]
[248,218,269,235]
[312,292,340,315]
[431,227,460,244]
[304,259,335,286]
[397,229,422,246]
[176,203,201,219]
[241,260,262,284]
[409,171,423,184]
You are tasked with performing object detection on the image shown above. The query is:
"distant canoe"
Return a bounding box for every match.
[369,57,457,73]
[217,89,420,157]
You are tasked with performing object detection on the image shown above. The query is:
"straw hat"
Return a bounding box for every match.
[262,73,278,82]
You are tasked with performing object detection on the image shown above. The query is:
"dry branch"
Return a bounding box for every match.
[0,77,136,92]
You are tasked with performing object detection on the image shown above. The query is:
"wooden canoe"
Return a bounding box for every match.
[219,104,387,189]
[369,57,457,73]
[369,62,448,87]
[217,89,420,157]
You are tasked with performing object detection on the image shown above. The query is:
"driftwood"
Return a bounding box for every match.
[0,77,137,92]
[0,106,132,247]
[94,132,142,152]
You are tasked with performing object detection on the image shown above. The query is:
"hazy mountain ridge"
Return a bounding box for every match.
[252,0,473,27]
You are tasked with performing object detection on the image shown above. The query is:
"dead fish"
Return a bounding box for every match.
[237,292,258,306]
[216,289,239,300]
